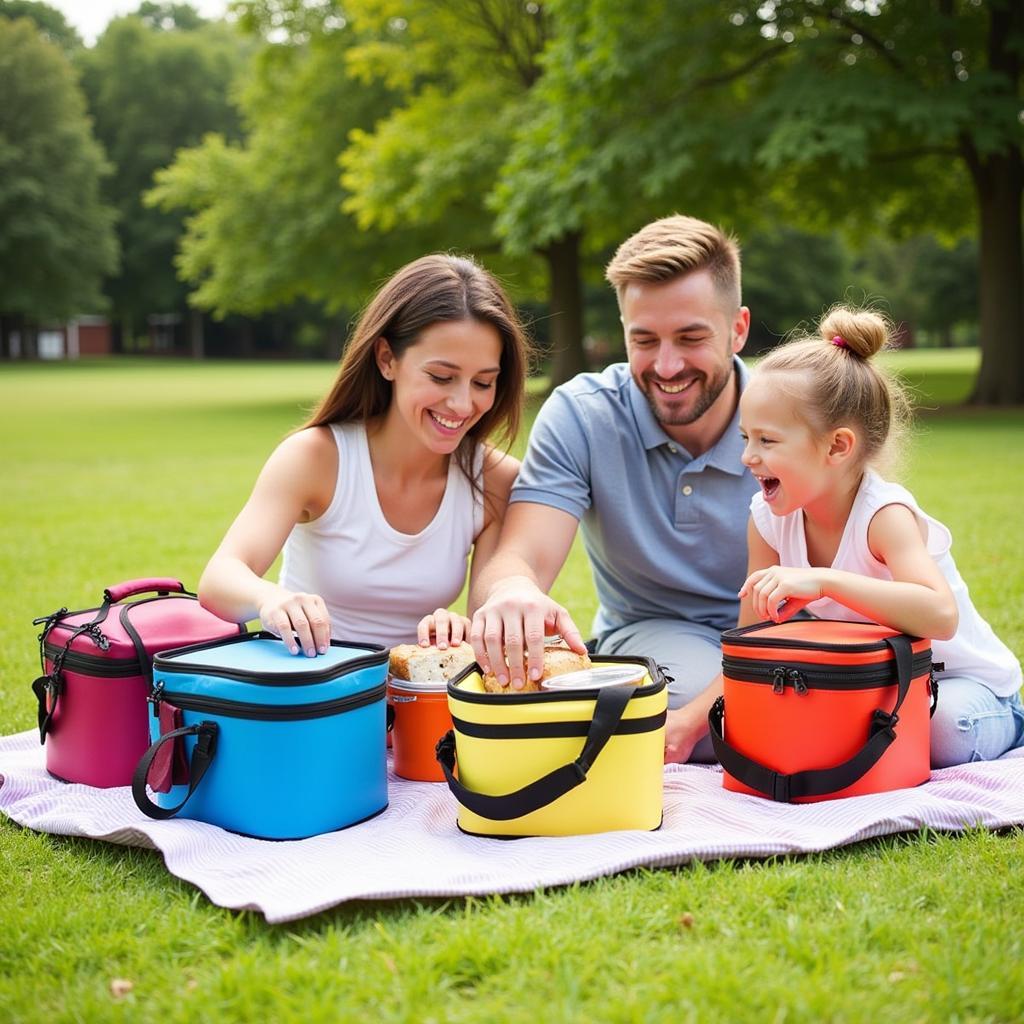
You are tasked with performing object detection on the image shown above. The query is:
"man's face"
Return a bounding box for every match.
[621,270,748,429]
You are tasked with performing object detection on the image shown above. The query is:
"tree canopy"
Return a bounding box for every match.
[0,16,117,333]
[78,9,246,337]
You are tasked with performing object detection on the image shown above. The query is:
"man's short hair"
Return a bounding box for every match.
[605,214,741,310]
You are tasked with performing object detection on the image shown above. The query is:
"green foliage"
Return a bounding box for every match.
[0,0,81,52]
[1,358,1022,1022]
[148,8,437,317]
[77,12,246,329]
[0,16,117,321]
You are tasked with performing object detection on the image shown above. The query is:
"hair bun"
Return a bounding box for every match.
[819,306,889,359]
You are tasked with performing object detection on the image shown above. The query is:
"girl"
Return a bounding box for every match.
[198,253,531,657]
[735,306,1023,767]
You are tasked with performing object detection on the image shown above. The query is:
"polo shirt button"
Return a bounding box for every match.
[682,484,693,496]
[668,444,677,454]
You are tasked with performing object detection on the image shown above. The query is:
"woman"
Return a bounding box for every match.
[198,254,531,655]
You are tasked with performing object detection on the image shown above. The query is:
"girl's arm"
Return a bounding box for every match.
[416,447,521,647]
[198,428,336,657]
[742,503,958,640]
[664,516,778,763]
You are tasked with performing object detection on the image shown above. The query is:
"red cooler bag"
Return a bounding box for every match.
[709,620,937,803]
[31,578,245,788]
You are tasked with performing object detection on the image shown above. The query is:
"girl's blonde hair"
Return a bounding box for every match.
[756,305,913,474]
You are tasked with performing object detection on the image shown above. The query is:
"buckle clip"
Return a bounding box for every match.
[771,773,791,802]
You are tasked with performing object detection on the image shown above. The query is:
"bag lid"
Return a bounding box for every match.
[154,632,387,683]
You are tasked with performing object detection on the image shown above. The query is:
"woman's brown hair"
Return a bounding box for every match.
[303,253,532,477]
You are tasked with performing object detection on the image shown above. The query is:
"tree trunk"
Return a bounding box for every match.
[543,231,586,389]
[968,147,1024,404]
[967,2,1023,404]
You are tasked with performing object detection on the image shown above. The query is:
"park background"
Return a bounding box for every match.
[1,1,1023,1021]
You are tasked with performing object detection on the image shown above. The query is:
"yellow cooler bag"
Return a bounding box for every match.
[436,656,668,837]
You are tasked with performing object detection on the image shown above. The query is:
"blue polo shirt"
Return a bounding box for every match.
[511,358,758,636]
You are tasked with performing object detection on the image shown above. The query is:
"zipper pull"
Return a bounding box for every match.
[86,624,110,651]
[147,681,165,717]
[788,669,808,695]
[772,667,787,694]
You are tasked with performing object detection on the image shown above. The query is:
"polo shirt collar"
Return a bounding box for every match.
[627,356,750,475]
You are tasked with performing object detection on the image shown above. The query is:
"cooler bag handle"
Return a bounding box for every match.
[104,578,187,604]
[709,634,915,802]
[132,721,219,820]
[435,684,635,821]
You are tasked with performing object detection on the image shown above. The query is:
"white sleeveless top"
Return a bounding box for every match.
[279,422,485,650]
[750,470,1022,697]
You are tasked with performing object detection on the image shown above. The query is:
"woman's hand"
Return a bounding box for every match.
[739,566,825,623]
[417,609,472,649]
[257,586,330,657]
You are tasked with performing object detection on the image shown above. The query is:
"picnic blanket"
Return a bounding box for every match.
[1,729,1022,923]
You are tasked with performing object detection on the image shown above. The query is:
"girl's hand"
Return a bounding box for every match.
[740,566,825,623]
[258,586,330,657]
[417,609,472,649]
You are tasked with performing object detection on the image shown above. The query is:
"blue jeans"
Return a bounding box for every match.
[930,678,1024,768]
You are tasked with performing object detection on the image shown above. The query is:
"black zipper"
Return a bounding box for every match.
[150,681,386,721]
[42,642,140,676]
[153,631,387,685]
[722,651,933,693]
[722,621,925,654]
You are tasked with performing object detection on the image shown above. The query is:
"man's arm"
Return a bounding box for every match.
[469,501,587,689]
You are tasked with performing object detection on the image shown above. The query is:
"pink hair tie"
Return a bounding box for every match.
[831,335,847,348]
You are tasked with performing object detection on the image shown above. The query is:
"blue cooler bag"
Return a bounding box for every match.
[131,632,388,839]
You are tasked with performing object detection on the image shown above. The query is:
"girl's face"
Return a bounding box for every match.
[739,375,835,517]
[377,319,502,456]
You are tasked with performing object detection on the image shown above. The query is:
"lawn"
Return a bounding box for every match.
[1,353,1022,1023]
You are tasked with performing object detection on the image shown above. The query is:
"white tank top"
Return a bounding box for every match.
[750,469,1022,697]
[278,422,484,650]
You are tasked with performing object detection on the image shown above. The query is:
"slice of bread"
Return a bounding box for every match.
[389,642,477,683]
[482,644,592,693]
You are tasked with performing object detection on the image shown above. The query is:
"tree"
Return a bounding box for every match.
[502,0,1021,401]
[0,16,117,355]
[340,0,594,385]
[0,0,81,53]
[147,1,435,329]
[78,7,245,352]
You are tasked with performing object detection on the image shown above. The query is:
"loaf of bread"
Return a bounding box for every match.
[389,641,477,682]
[482,644,592,693]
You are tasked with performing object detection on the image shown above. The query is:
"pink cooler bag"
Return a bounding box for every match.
[32,577,244,788]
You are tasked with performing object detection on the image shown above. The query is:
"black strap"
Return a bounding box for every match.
[131,721,218,820]
[31,674,61,744]
[435,685,635,821]
[709,635,916,802]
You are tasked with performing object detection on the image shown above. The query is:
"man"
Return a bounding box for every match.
[469,214,758,762]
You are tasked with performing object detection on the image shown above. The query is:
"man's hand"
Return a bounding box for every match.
[739,565,825,623]
[664,704,707,764]
[470,575,586,689]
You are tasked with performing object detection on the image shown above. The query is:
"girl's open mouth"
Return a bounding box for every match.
[759,476,780,501]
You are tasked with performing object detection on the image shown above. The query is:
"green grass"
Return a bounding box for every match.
[1,355,1022,1023]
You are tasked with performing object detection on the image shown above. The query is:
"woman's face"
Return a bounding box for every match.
[377,319,503,455]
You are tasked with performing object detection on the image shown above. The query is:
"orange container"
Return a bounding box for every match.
[710,620,936,802]
[387,677,453,782]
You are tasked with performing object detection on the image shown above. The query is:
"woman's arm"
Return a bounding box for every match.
[198,427,336,656]
[741,503,958,640]
[664,516,777,763]
[415,447,521,648]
